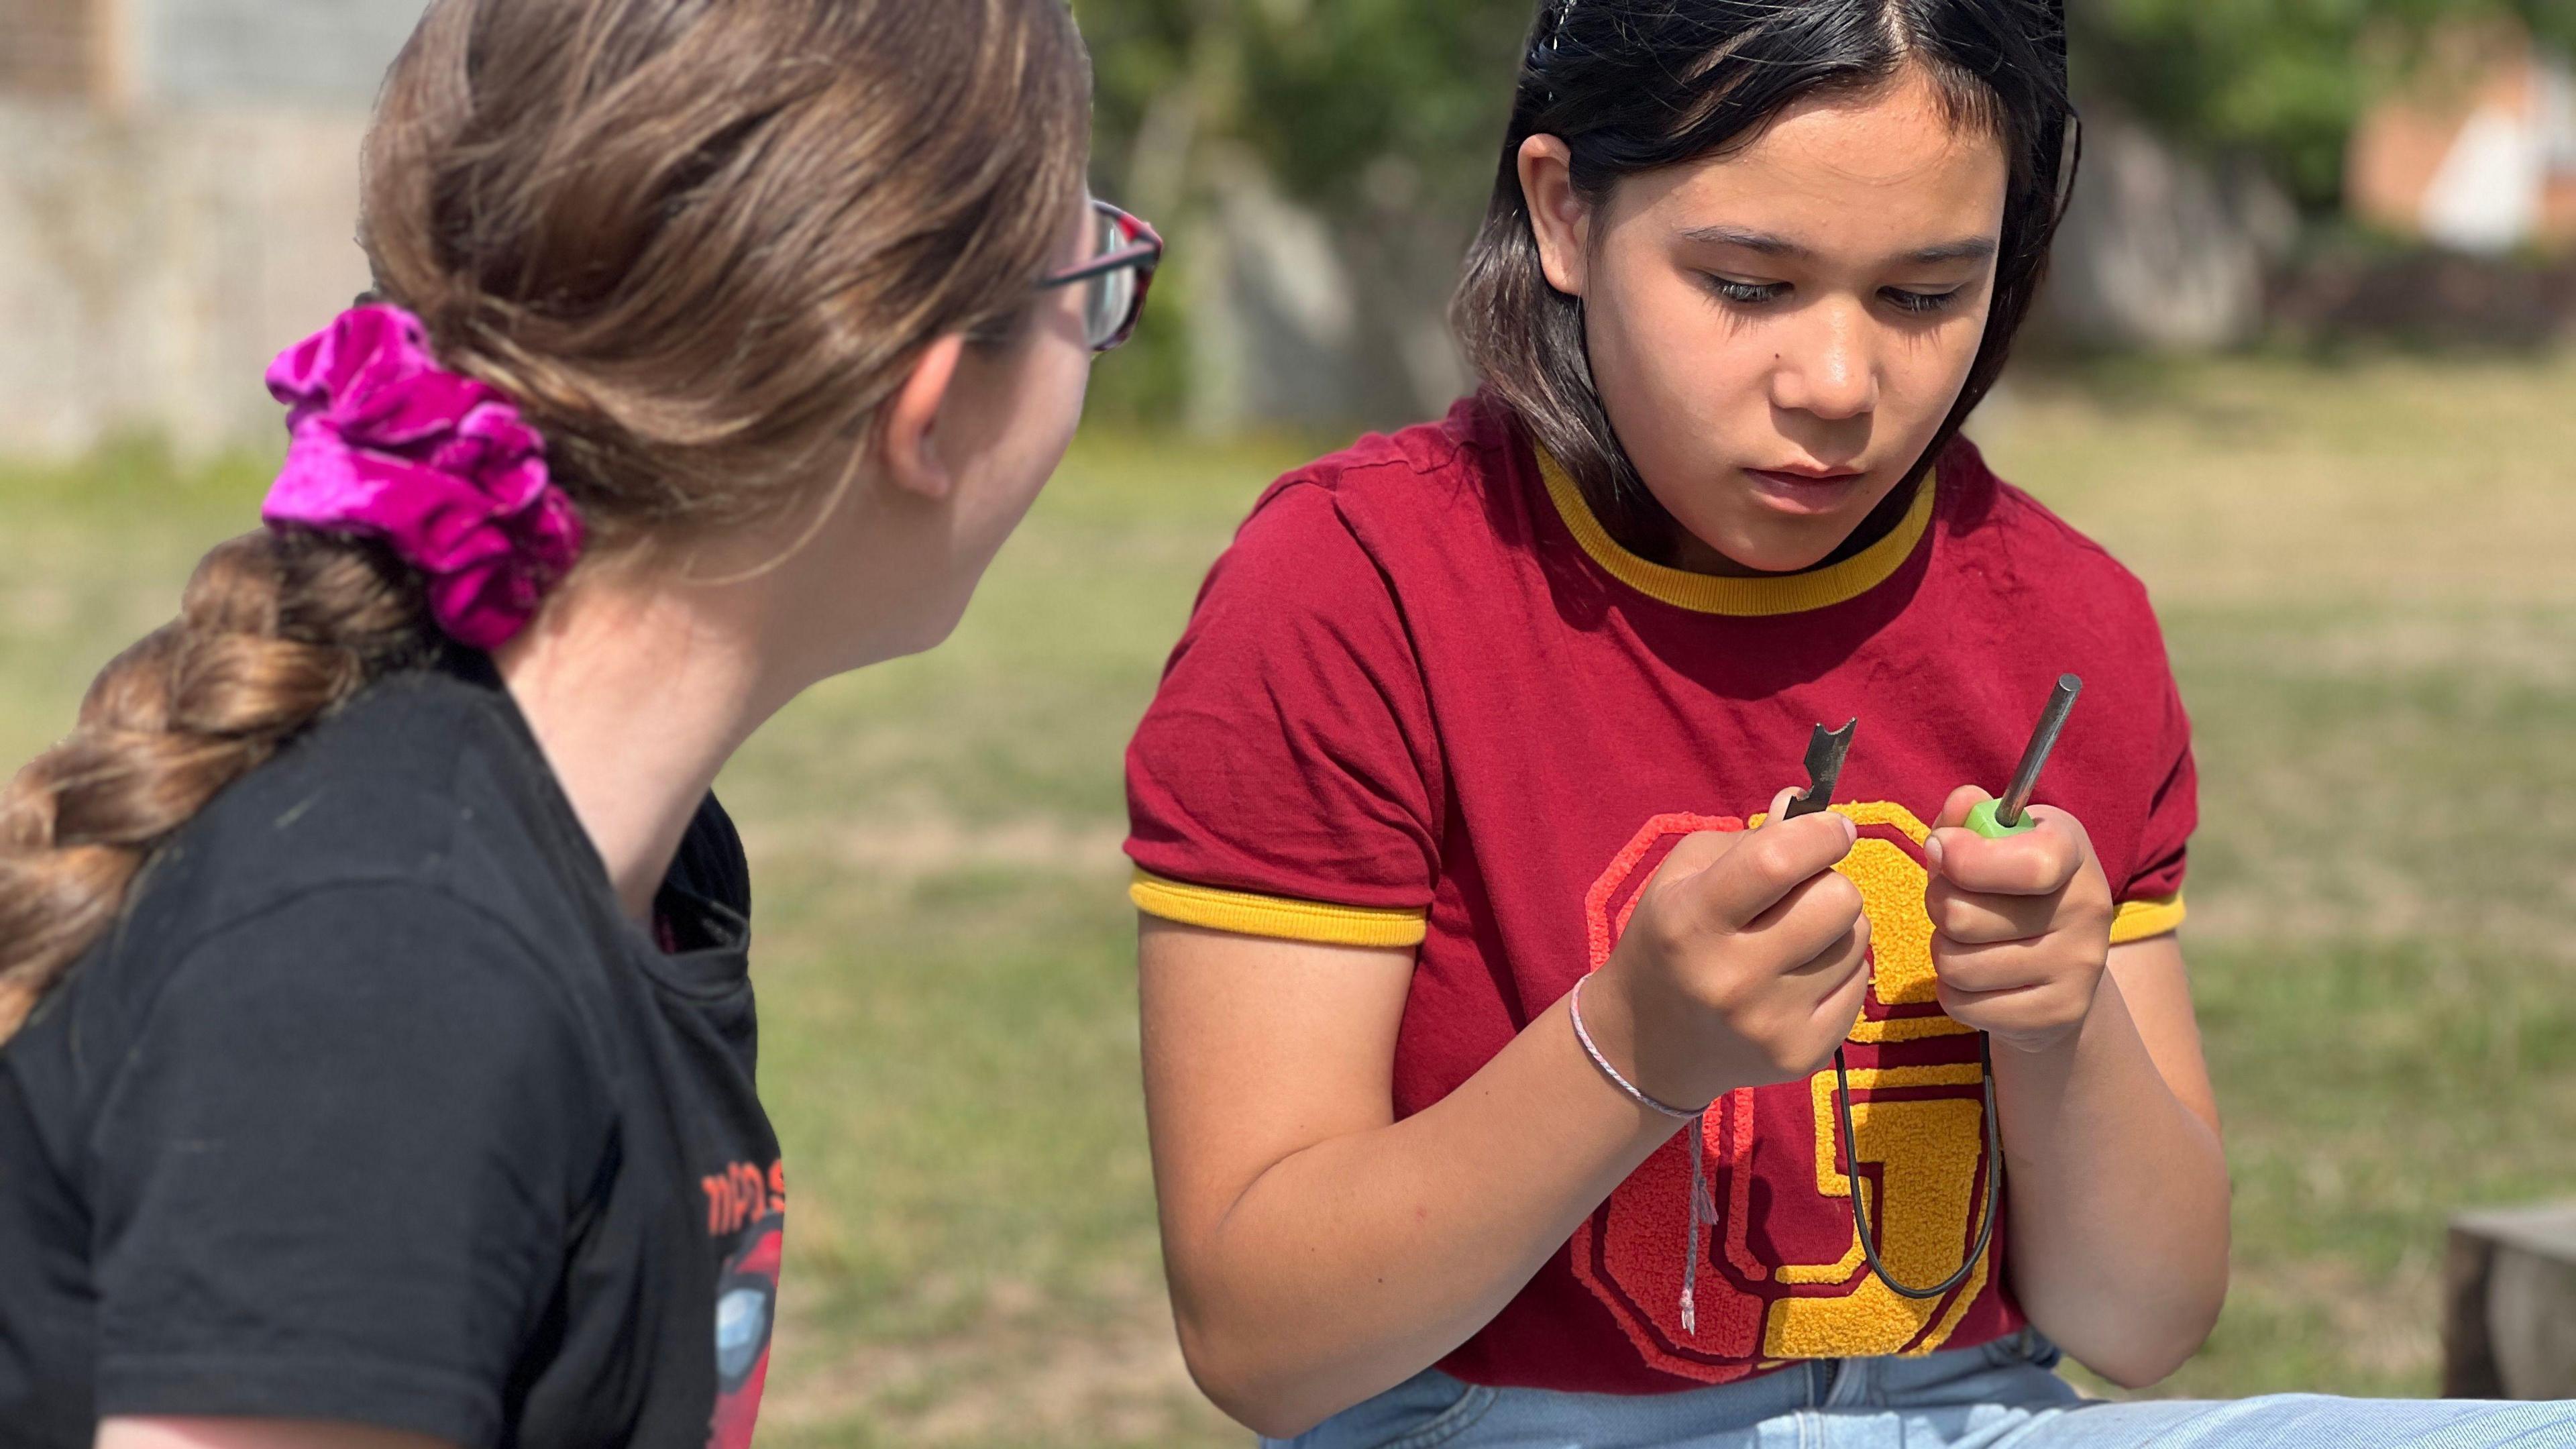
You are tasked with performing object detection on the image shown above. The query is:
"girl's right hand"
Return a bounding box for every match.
[1138,788,1868,1435]
[1587,789,1872,1110]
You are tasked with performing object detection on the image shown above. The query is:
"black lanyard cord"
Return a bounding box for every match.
[1831,1034,2002,1301]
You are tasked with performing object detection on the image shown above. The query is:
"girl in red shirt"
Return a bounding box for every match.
[1126,2,2571,1444]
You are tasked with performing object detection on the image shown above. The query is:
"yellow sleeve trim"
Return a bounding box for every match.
[1128,869,1430,949]
[2110,894,2186,945]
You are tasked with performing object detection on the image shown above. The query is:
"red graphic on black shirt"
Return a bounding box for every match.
[705,1160,786,1236]
[705,1161,785,1449]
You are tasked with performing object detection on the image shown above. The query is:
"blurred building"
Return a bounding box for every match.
[2349,25,2576,255]
[2037,109,2298,352]
[0,0,421,454]
[0,0,107,99]
[1,0,417,105]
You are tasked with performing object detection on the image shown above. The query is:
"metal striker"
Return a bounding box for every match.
[1968,674,2084,839]
[1783,718,1856,820]
[1774,678,2088,1303]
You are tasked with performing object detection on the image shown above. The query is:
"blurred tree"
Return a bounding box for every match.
[2073,0,2576,211]
[1079,0,1526,216]
[1068,0,2576,420]
[1079,0,2576,223]
[1072,0,1529,425]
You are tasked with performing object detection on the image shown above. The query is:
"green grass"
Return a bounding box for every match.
[1978,352,2576,1399]
[4,353,2573,1439]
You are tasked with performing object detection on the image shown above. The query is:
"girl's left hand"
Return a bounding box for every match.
[1922,785,2116,1053]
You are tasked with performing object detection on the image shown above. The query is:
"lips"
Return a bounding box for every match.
[1743,466,1868,516]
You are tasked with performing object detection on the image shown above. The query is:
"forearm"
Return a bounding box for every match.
[1992,971,2229,1385]
[1164,989,1676,1436]
[1148,812,1872,1434]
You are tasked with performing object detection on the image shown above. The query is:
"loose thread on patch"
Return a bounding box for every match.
[1680,1110,1714,1336]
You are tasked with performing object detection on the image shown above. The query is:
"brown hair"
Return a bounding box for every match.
[1452,0,2076,555]
[0,0,1092,1040]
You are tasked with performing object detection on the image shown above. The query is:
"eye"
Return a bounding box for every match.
[1881,286,1964,315]
[1703,274,1790,307]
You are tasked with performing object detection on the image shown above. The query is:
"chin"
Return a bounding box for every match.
[1693,521,1846,576]
[902,609,967,659]
[856,600,969,669]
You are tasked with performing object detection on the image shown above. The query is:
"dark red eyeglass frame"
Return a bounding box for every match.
[1039,199,1162,352]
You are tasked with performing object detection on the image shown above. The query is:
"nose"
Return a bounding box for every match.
[1768,300,1878,422]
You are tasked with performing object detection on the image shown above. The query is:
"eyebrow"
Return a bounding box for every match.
[1678,225,1999,266]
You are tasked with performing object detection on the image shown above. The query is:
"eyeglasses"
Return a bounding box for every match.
[1039,199,1162,353]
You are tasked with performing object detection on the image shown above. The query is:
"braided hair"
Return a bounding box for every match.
[0,0,1093,1040]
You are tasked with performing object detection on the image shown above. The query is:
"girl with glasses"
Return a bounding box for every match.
[0,2,1154,1446]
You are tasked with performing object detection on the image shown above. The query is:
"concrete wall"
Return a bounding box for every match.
[0,1,418,454]
[0,102,372,455]
[137,0,425,106]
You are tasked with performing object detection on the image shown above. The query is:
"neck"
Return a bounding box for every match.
[494,568,787,922]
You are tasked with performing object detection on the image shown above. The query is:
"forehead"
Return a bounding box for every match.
[1621,68,2009,254]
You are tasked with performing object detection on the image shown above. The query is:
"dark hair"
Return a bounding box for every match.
[0,0,1093,1041]
[1452,0,2077,552]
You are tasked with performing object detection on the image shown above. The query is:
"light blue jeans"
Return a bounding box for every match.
[1263,1331,2576,1448]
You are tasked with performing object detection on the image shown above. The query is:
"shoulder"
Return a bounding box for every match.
[174,667,522,876]
[24,876,609,1159]
[1934,436,2165,643]
[1182,398,1527,657]
[1930,439,2190,785]
[62,669,603,1044]
[1268,396,1500,494]
[1228,396,1519,572]
[142,667,556,923]
[146,881,580,1048]
[1128,420,1478,910]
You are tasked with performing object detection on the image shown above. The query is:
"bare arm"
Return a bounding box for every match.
[1141,803,1870,1437]
[1140,922,1680,1437]
[99,1421,455,1449]
[1990,933,2229,1387]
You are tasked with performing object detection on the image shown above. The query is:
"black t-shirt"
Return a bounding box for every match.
[0,654,783,1449]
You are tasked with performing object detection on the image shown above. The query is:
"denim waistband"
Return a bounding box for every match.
[1267,1329,2074,1449]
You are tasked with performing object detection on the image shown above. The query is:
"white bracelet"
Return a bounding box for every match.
[1568,974,1698,1120]
[1571,974,1721,1336]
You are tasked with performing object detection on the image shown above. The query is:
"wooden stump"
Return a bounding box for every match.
[2446,1203,2576,1399]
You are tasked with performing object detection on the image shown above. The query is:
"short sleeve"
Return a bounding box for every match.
[2110,661,2196,946]
[86,884,612,1448]
[1125,481,1443,947]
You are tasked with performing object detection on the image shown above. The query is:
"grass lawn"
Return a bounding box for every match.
[3,351,2572,1443]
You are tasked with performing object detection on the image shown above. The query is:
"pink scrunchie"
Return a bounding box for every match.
[262,304,583,650]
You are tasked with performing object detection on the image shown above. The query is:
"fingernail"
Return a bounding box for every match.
[1925,834,1945,872]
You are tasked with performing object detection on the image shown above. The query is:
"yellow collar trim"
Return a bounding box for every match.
[1534,447,1937,616]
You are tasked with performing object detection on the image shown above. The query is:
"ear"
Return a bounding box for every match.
[1517,134,1591,299]
[876,333,971,502]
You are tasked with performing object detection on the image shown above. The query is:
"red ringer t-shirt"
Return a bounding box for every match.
[1124,395,2196,1393]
